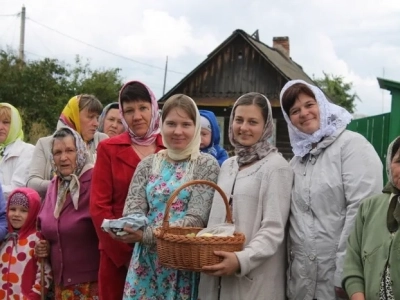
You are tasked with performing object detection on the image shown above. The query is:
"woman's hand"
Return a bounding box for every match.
[35,240,49,258]
[108,226,143,244]
[349,292,365,300]
[201,251,240,276]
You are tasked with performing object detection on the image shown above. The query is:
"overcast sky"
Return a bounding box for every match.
[1,0,399,116]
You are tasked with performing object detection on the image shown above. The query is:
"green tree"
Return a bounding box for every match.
[0,50,123,143]
[315,72,360,113]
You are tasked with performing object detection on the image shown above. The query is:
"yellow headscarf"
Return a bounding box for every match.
[0,103,24,157]
[58,96,81,134]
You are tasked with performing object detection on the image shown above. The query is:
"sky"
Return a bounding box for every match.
[1,0,399,117]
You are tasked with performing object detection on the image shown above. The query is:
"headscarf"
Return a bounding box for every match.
[51,127,93,219]
[58,96,81,134]
[118,80,160,146]
[386,136,400,233]
[152,95,201,182]
[229,92,277,167]
[160,95,201,161]
[0,103,24,157]
[98,102,120,133]
[279,80,353,157]
[6,187,41,240]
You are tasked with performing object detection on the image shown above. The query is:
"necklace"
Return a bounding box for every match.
[132,144,155,158]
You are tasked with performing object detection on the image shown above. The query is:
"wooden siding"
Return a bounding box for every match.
[175,35,285,102]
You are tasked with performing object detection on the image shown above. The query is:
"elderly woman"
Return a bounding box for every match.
[35,127,100,299]
[27,94,108,199]
[342,136,400,300]
[0,103,34,200]
[98,102,125,137]
[280,80,383,300]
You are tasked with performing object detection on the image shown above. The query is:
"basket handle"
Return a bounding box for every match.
[161,179,233,233]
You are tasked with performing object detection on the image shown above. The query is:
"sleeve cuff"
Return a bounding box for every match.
[344,279,365,297]
[234,250,249,277]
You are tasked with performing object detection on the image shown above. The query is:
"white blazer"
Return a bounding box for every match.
[0,139,34,200]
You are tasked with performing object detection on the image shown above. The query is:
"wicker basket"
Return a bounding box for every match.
[154,179,245,272]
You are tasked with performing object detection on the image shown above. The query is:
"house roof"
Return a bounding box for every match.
[159,29,317,102]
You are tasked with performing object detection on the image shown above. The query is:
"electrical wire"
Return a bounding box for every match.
[27,17,186,75]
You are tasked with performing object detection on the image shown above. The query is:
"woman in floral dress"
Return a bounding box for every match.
[114,94,220,299]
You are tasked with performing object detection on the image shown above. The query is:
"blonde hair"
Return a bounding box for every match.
[0,106,11,121]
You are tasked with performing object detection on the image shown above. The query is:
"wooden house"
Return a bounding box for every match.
[158,29,318,159]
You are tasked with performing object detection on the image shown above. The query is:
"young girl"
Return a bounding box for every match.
[0,187,52,300]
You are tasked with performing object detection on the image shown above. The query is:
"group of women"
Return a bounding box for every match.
[0,78,398,300]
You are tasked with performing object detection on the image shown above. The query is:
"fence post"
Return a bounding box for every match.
[377,77,400,143]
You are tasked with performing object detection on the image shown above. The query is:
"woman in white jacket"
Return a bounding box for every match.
[280,80,383,300]
[0,103,34,200]
[198,93,293,300]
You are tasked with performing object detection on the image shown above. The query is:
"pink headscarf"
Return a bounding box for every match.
[118,80,160,146]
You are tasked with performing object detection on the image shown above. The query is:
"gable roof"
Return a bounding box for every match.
[159,29,317,101]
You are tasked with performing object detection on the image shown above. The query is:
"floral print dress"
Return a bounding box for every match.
[123,154,220,300]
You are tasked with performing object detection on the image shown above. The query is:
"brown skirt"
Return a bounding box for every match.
[55,281,99,300]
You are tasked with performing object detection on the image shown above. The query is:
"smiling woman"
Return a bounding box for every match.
[279,80,384,300]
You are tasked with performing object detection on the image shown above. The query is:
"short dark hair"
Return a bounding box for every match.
[391,137,400,161]
[234,92,269,123]
[281,83,316,116]
[120,82,151,110]
[78,94,103,115]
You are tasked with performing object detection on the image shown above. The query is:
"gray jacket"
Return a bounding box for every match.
[287,128,383,300]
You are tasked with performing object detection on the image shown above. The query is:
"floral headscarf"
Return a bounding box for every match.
[51,127,92,218]
[229,92,277,167]
[118,80,160,146]
[0,103,24,157]
[279,80,352,157]
[98,102,120,133]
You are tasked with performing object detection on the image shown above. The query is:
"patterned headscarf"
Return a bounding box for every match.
[98,102,120,133]
[51,127,93,218]
[0,103,24,157]
[7,188,41,239]
[58,96,81,134]
[118,80,160,146]
[279,80,353,157]
[229,92,277,167]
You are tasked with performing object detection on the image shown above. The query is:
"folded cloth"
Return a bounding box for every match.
[101,213,148,236]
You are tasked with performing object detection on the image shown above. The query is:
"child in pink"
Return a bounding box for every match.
[0,187,52,299]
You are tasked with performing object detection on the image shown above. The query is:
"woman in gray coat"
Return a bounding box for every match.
[280,80,383,300]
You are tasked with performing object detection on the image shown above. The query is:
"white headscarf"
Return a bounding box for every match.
[152,95,201,181]
[160,95,201,161]
[279,80,352,157]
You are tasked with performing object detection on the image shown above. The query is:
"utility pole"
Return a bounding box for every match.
[18,5,26,62]
[162,56,168,95]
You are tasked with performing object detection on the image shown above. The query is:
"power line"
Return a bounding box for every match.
[27,18,186,75]
[0,14,18,17]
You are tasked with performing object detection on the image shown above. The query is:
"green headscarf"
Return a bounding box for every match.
[385,136,400,233]
[0,103,24,157]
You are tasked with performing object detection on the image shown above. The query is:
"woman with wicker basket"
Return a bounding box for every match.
[198,93,293,300]
[118,94,220,299]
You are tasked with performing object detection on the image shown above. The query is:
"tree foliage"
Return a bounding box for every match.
[0,50,123,143]
[315,72,360,113]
